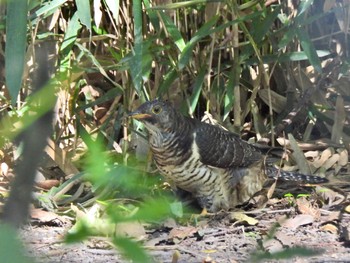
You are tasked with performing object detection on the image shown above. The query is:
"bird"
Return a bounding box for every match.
[129,99,328,212]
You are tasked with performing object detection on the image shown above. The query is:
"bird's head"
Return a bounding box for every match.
[128,99,179,134]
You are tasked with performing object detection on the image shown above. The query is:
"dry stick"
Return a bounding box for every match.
[1,43,54,228]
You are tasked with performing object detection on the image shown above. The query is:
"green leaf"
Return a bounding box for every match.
[143,0,160,31]
[104,0,120,26]
[245,50,330,65]
[149,0,210,10]
[75,43,122,90]
[159,12,186,52]
[130,0,143,94]
[131,198,172,222]
[76,0,92,32]
[278,26,296,49]
[223,73,235,121]
[296,27,322,73]
[250,247,321,263]
[30,0,67,20]
[65,221,93,243]
[60,12,82,56]
[179,15,219,69]
[251,6,282,44]
[113,236,152,263]
[240,6,281,61]
[76,87,123,112]
[5,0,28,105]
[157,68,178,96]
[189,67,206,115]
[296,0,314,18]
[0,224,34,263]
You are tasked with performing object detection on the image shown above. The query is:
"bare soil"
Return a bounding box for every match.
[21,203,350,263]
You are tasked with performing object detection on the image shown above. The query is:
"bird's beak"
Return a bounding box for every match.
[128,111,152,120]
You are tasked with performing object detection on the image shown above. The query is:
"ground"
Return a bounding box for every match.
[21,195,350,263]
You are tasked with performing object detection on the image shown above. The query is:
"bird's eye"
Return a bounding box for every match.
[152,105,162,114]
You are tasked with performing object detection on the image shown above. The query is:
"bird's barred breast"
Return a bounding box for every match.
[150,133,232,211]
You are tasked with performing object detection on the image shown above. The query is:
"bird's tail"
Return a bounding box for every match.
[266,166,328,184]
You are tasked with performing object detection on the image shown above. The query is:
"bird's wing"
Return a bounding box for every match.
[194,123,263,168]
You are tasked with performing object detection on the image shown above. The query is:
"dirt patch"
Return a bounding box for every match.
[20,207,350,263]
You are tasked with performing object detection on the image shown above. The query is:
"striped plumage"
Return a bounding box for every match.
[129,99,328,212]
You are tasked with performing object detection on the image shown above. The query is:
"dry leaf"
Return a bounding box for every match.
[280,214,314,230]
[345,205,350,213]
[288,134,310,174]
[168,226,197,241]
[267,180,277,199]
[313,148,333,168]
[331,96,346,144]
[296,197,320,219]
[115,222,146,239]
[275,231,295,247]
[323,153,340,170]
[230,212,258,226]
[338,149,348,166]
[326,211,341,222]
[172,250,180,263]
[320,223,338,234]
[1,162,9,177]
[263,238,283,253]
[258,89,286,113]
[304,150,320,159]
[276,137,290,147]
[36,179,60,190]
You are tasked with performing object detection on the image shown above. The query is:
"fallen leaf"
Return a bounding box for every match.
[115,222,146,239]
[275,231,295,247]
[345,205,350,213]
[338,149,348,166]
[172,250,180,263]
[36,179,60,190]
[326,211,341,221]
[30,208,68,226]
[304,150,320,159]
[323,153,339,170]
[320,223,338,234]
[263,238,283,253]
[313,148,333,168]
[202,255,216,263]
[168,226,197,241]
[296,197,320,219]
[230,212,258,226]
[276,138,289,147]
[280,214,314,230]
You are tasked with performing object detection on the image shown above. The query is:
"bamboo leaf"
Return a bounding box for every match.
[296,27,322,73]
[76,0,92,32]
[245,50,330,65]
[5,0,28,105]
[159,12,186,52]
[75,43,122,90]
[104,0,120,26]
[179,15,219,69]
[60,12,82,56]
[157,68,178,96]
[189,67,206,115]
[143,0,160,31]
[130,0,143,94]
[30,0,67,20]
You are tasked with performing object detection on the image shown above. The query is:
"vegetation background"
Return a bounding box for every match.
[0,0,349,262]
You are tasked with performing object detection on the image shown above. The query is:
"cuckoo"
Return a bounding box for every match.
[129,99,328,212]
